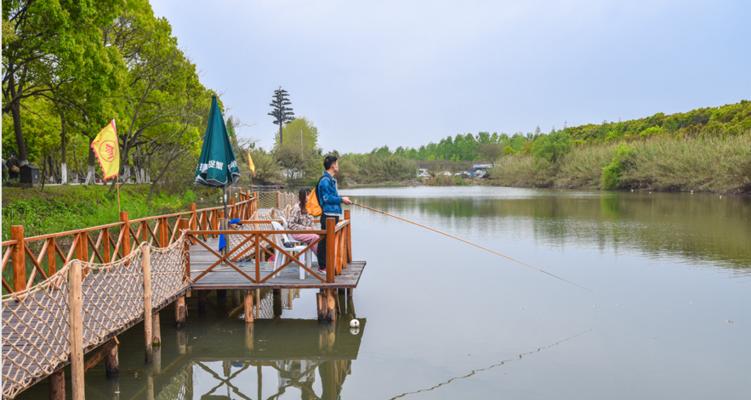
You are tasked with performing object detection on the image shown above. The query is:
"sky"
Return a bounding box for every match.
[151,0,751,153]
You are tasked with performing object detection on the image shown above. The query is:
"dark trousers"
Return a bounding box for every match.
[317,215,339,268]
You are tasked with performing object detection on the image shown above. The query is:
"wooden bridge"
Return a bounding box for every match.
[1,191,366,399]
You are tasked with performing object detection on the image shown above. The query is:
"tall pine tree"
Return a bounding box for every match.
[268,87,295,145]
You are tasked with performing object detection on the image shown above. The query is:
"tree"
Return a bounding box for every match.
[2,0,125,183]
[478,143,504,164]
[268,86,294,145]
[274,117,321,183]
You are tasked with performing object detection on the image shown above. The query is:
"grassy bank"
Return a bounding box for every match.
[1,185,205,239]
[491,133,751,193]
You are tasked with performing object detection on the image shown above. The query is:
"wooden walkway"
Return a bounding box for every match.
[1,192,368,399]
[189,237,366,290]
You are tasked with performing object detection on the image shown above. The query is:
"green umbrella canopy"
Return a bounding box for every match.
[195,96,240,187]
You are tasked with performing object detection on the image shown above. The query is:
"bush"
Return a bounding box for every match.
[601,144,635,190]
[556,144,616,188]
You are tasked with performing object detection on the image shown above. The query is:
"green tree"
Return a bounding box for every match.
[2,0,125,183]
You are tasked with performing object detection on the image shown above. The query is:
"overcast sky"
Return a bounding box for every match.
[152,0,750,153]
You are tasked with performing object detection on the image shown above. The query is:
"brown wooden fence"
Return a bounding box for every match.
[1,192,258,295]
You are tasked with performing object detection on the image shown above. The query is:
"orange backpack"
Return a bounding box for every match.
[305,177,324,216]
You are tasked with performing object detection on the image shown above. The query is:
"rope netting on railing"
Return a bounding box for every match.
[1,236,188,399]
[256,191,298,210]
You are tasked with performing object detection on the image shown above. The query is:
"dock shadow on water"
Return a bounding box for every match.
[20,289,365,400]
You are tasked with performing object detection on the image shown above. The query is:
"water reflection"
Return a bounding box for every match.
[132,290,365,400]
[347,187,751,269]
[145,318,362,400]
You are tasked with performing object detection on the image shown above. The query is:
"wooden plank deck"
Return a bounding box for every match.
[189,238,366,290]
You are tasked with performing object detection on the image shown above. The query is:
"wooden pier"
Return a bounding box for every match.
[0,191,367,399]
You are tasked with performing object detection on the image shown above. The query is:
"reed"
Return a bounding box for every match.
[490,132,751,194]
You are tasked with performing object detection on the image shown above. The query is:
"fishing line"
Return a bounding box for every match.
[387,329,592,399]
[351,202,591,292]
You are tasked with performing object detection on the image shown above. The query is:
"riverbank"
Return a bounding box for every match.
[489,133,751,194]
[1,185,207,239]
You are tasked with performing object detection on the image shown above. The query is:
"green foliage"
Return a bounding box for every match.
[273,117,322,184]
[249,148,284,184]
[338,153,417,186]
[2,185,198,239]
[2,0,217,186]
[531,130,571,163]
[600,144,635,190]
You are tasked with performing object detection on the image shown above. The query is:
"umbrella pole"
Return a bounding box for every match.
[222,186,228,254]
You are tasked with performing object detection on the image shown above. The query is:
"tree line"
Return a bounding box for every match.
[2,0,216,189]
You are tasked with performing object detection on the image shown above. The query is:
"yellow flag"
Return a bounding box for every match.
[91,120,120,181]
[247,150,256,176]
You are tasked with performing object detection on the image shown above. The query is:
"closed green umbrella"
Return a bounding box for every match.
[195,96,240,241]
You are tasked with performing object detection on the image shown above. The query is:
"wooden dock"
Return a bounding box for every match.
[189,237,366,290]
[1,191,368,400]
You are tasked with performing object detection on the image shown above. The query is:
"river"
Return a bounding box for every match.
[20,186,751,399]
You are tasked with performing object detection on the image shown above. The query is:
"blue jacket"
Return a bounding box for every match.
[317,172,342,215]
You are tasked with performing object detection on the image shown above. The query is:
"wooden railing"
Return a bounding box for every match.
[1,191,259,294]
[187,210,353,284]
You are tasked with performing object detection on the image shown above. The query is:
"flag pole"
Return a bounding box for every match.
[116,181,121,213]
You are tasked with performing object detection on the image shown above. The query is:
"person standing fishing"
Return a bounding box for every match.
[316,155,352,271]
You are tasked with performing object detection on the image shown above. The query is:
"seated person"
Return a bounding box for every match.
[288,189,319,252]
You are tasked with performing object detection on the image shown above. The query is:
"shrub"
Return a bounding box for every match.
[600,144,635,190]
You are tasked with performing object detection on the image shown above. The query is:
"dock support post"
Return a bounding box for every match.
[49,370,65,400]
[105,338,120,378]
[273,289,282,318]
[175,296,187,328]
[244,290,254,324]
[152,311,161,346]
[317,289,337,322]
[142,246,153,364]
[68,260,84,400]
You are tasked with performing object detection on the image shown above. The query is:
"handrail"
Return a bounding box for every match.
[187,229,327,235]
[2,191,260,294]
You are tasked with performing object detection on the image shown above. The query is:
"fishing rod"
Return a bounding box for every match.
[351,202,591,292]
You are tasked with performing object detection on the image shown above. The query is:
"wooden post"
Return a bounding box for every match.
[120,211,131,256]
[190,203,198,230]
[142,245,153,363]
[49,370,65,400]
[158,217,168,248]
[102,228,111,263]
[179,218,190,278]
[104,338,119,378]
[275,191,281,208]
[229,198,236,219]
[244,290,254,324]
[326,217,336,283]
[11,226,25,292]
[68,260,84,400]
[272,289,282,318]
[317,289,337,322]
[253,191,259,217]
[344,209,352,261]
[175,296,187,328]
[76,232,88,264]
[152,311,161,346]
[46,237,57,276]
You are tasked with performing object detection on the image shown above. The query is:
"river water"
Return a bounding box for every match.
[21,186,751,399]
